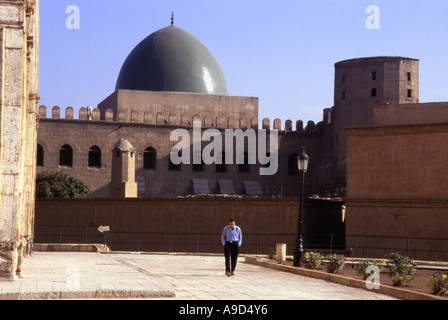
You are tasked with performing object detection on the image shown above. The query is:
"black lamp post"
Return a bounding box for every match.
[293,147,309,267]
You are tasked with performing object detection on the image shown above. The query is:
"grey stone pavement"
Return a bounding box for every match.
[0,251,398,300]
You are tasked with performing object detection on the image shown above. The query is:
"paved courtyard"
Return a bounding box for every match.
[124,253,398,300]
[0,252,397,301]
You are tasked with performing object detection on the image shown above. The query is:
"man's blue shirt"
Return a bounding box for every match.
[221,225,242,247]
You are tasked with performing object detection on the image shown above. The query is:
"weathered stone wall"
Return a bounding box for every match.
[345,109,448,261]
[344,199,448,261]
[34,197,345,255]
[374,101,448,126]
[36,109,324,198]
[346,123,448,200]
[0,0,39,280]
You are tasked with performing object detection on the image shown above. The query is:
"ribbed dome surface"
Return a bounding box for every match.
[115,25,228,95]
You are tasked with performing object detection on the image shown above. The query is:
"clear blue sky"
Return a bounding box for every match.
[39,0,448,124]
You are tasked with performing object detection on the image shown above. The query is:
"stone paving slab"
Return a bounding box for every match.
[0,252,175,299]
[244,256,446,300]
[0,252,399,300]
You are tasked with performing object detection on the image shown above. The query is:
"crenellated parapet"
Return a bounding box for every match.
[39,105,102,120]
[38,105,325,132]
[261,117,325,133]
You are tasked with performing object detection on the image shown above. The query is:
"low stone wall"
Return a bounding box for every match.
[33,243,110,253]
[34,197,345,255]
[345,199,448,261]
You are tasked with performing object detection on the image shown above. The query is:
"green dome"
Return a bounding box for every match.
[115,25,228,95]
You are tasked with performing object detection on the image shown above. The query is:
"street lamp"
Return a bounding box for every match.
[293,147,309,267]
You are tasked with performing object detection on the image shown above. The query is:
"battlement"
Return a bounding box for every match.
[37,105,325,133]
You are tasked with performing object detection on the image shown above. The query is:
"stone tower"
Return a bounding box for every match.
[0,0,40,280]
[109,138,138,198]
[317,56,419,196]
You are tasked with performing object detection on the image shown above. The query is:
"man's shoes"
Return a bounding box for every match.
[231,272,235,276]
[225,272,231,276]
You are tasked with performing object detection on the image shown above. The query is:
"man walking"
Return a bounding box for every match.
[221,219,242,276]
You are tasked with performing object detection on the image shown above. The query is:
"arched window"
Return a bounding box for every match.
[59,144,73,167]
[88,145,101,168]
[169,148,181,171]
[288,153,299,176]
[216,151,226,173]
[144,147,157,169]
[36,144,44,166]
[238,152,250,173]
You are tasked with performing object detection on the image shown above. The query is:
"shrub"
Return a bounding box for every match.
[385,252,416,286]
[427,271,448,295]
[303,251,323,269]
[326,254,346,273]
[355,260,386,280]
[36,171,90,198]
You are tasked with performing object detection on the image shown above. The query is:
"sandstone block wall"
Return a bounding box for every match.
[0,0,39,280]
[36,106,325,198]
[345,110,448,261]
[34,197,345,255]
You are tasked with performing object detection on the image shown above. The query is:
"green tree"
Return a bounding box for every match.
[36,171,89,198]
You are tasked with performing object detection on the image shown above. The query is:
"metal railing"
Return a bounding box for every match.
[34,224,297,255]
[33,224,448,260]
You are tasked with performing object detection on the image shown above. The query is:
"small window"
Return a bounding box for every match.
[59,144,73,167]
[407,72,411,81]
[342,74,345,83]
[143,147,156,169]
[371,88,377,97]
[407,89,412,98]
[372,71,376,80]
[288,153,299,176]
[36,144,44,166]
[88,146,101,168]
[342,91,346,100]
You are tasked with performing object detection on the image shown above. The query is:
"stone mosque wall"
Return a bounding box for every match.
[36,104,326,198]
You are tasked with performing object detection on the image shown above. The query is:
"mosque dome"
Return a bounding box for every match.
[115,24,228,95]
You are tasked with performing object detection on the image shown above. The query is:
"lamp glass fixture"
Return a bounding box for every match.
[297,148,309,172]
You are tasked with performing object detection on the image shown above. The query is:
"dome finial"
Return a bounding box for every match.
[171,12,174,26]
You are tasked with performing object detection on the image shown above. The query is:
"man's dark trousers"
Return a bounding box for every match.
[224,241,239,273]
